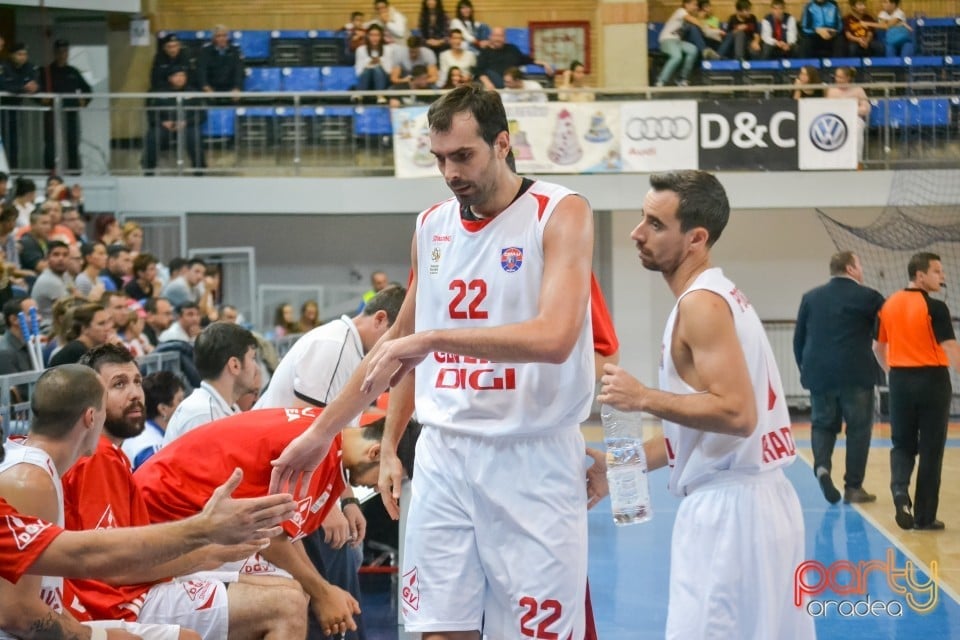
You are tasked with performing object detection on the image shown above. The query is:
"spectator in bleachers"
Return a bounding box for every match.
[355,24,393,93]
[873,0,914,57]
[761,0,799,58]
[844,0,884,56]
[0,203,19,278]
[101,290,132,341]
[438,29,476,88]
[122,221,144,259]
[150,33,192,91]
[419,0,451,57]
[717,0,762,59]
[0,172,7,200]
[390,63,438,107]
[167,256,189,285]
[143,296,174,347]
[74,241,106,299]
[122,307,154,357]
[143,67,208,176]
[48,302,113,366]
[476,26,553,89]
[657,0,710,86]
[368,0,409,44]
[343,11,368,65]
[442,65,468,88]
[101,243,132,292]
[43,296,81,365]
[557,60,594,102]
[18,207,52,274]
[800,0,844,57]
[390,35,440,88]
[200,263,221,324]
[1,43,40,170]
[161,256,205,307]
[94,213,121,245]
[0,296,38,375]
[197,25,245,98]
[698,0,727,52]
[121,370,186,470]
[159,300,201,344]
[450,0,490,51]
[826,66,869,167]
[792,64,823,96]
[17,200,76,247]
[43,39,92,173]
[60,201,87,245]
[499,66,547,103]
[12,177,37,228]
[299,299,322,332]
[273,302,299,339]
[125,252,159,303]
[30,240,72,324]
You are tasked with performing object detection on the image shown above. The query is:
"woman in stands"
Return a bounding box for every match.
[298,299,322,333]
[419,0,450,57]
[355,24,392,93]
[826,66,870,168]
[48,302,115,366]
[449,0,490,51]
[792,65,823,98]
[122,221,144,260]
[557,60,594,102]
[442,65,468,88]
[273,302,299,339]
[74,241,108,299]
[94,214,122,246]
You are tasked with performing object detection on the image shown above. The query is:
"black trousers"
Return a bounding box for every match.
[142,125,207,173]
[888,366,951,526]
[44,110,81,171]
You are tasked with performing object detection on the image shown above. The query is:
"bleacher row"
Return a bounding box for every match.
[699,55,960,85]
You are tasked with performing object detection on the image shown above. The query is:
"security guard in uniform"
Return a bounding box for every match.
[43,39,92,173]
[150,33,194,91]
[197,25,245,100]
[2,42,40,169]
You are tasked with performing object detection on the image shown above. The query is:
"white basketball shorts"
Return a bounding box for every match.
[138,575,230,639]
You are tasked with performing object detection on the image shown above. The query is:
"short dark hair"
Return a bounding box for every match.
[47,240,69,254]
[407,35,423,48]
[503,66,522,81]
[2,296,27,329]
[735,0,752,10]
[14,177,36,198]
[829,251,857,276]
[411,64,429,79]
[351,10,364,19]
[362,286,406,325]
[79,342,135,373]
[649,171,730,247]
[187,258,206,269]
[449,28,463,36]
[143,370,185,421]
[0,171,7,183]
[107,243,130,259]
[145,297,171,314]
[194,321,259,380]
[428,84,509,147]
[31,365,105,439]
[0,202,17,224]
[360,417,422,479]
[133,252,157,277]
[771,0,786,6]
[176,300,199,315]
[908,252,941,280]
[168,257,188,273]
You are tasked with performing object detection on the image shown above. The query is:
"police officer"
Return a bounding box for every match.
[2,42,40,169]
[197,25,245,100]
[142,66,207,175]
[150,33,194,91]
[43,39,92,173]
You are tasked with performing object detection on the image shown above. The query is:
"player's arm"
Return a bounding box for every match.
[941,339,960,373]
[259,535,360,637]
[378,370,417,519]
[599,291,757,437]
[30,469,294,579]
[0,468,93,639]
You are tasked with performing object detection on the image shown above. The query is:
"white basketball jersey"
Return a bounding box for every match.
[0,439,66,625]
[414,180,594,437]
[659,268,797,497]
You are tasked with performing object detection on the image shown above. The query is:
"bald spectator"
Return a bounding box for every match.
[475,27,553,89]
[197,25,244,96]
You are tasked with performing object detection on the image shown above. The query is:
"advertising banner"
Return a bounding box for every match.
[620,100,699,173]
[698,99,799,171]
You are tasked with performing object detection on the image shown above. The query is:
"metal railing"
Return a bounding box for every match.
[2,81,958,177]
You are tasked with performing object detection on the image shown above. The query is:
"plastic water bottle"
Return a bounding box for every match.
[601,404,653,526]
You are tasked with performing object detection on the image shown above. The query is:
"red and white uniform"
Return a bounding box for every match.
[590,273,619,360]
[61,437,229,637]
[659,268,814,640]
[403,180,593,638]
[0,498,62,584]
[136,408,345,544]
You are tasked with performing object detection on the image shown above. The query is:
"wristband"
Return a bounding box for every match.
[341,497,361,510]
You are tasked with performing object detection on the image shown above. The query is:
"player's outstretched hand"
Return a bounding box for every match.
[360,335,427,394]
[597,363,647,412]
[200,468,296,546]
[377,450,405,520]
[315,583,362,637]
[269,430,333,498]
[585,447,609,510]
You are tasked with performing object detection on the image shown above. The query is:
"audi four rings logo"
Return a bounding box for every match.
[625,116,693,141]
[809,113,848,151]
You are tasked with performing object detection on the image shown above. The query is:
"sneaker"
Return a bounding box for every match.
[894,494,914,530]
[843,487,877,504]
[676,79,689,87]
[654,81,665,87]
[817,469,841,504]
[914,520,945,531]
[703,48,721,60]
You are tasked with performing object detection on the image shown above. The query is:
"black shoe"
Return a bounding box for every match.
[914,520,945,531]
[818,473,841,504]
[843,487,877,504]
[894,494,914,530]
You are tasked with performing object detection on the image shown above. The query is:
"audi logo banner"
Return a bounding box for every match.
[620,101,700,172]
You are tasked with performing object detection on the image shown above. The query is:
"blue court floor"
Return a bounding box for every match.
[361,438,960,639]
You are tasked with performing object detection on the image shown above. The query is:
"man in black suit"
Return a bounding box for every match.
[794,251,885,504]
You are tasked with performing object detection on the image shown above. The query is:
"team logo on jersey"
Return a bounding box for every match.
[95,505,118,530]
[500,247,523,272]
[181,578,219,610]
[5,514,52,551]
[402,567,420,611]
[430,247,442,275]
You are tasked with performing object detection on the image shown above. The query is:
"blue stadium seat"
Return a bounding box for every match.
[244,67,282,92]
[282,67,321,91]
[201,107,236,138]
[173,30,209,42]
[321,66,356,91]
[904,97,951,126]
[862,56,905,84]
[741,59,780,85]
[821,57,863,70]
[648,23,664,51]
[701,60,742,85]
[868,98,906,128]
[780,58,821,70]
[505,27,530,55]
[234,30,272,61]
[353,106,393,135]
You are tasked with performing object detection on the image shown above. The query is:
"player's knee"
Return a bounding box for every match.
[177,630,203,640]
[262,584,309,629]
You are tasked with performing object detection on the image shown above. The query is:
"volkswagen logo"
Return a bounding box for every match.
[809,113,848,151]
[625,116,693,141]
